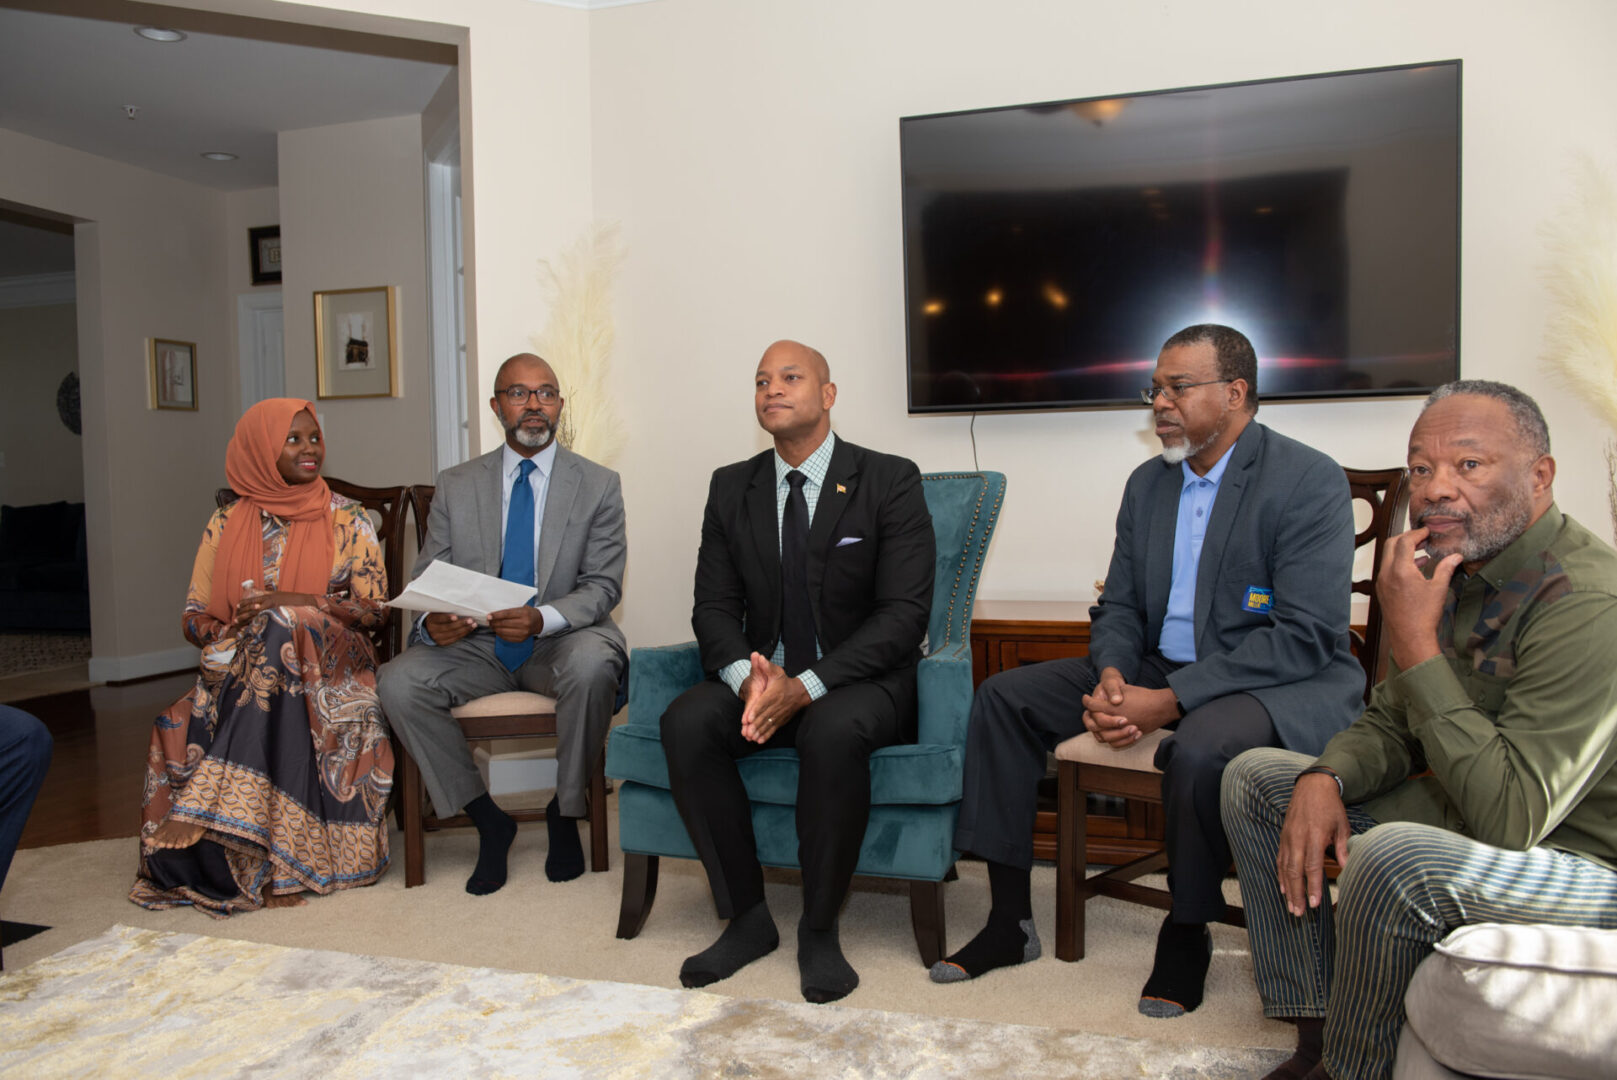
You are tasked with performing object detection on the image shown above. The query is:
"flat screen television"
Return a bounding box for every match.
[901,61,1461,413]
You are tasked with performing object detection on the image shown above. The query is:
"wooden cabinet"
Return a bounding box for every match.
[969,600,1164,865]
[970,599,1092,684]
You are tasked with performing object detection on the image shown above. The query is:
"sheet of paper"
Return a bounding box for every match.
[389,560,536,624]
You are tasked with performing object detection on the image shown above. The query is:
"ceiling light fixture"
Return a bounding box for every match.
[134,27,187,42]
[200,151,238,162]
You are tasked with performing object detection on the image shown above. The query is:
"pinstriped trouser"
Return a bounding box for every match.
[1222,748,1617,1080]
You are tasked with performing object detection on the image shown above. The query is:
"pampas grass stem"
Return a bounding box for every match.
[533,222,626,466]
[1540,153,1617,542]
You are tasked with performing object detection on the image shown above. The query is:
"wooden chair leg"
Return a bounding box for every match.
[388,734,408,832]
[401,747,426,888]
[908,880,946,968]
[616,853,659,939]
[588,749,609,873]
[1055,759,1085,961]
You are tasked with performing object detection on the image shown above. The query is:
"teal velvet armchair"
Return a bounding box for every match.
[605,471,1005,966]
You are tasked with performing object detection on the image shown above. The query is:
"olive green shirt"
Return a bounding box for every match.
[1315,505,1617,871]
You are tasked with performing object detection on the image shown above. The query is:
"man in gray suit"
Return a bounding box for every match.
[933,325,1363,1018]
[378,353,627,895]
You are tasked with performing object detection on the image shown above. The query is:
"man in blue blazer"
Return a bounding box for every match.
[661,340,935,1005]
[378,353,627,897]
[936,325,1363,1018]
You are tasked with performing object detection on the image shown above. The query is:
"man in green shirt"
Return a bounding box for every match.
[1222,380,1617,1080]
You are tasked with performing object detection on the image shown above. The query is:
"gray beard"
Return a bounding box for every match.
[507,415,553,450]
[1160,429,1218,466]
[1417,488,1533,564]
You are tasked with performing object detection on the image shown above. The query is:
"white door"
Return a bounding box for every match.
[427,156,468,472]
[237,291,284,412]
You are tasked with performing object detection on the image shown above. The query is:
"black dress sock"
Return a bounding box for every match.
[988,859,1033,920]
[1138,915,1213,1017]
[679,900,779,988]
[1261,1018,1325,1080]
[544,795,585,883]
[462,793,518,896]
[929,861,1041,982]
[798,920,859,1004]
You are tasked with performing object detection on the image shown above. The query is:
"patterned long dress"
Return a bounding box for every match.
[130,493,395,916]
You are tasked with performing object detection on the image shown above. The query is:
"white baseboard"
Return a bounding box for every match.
[89,645,199,684]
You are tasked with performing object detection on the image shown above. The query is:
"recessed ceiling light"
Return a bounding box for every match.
[200,152,238,162]
[134,27,187,42]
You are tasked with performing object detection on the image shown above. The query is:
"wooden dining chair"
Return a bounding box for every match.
[397,482,609,888]
[1051,466,1410,961]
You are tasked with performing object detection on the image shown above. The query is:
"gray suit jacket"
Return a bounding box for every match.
[412,444,627,653]
[1088,421,1363,755]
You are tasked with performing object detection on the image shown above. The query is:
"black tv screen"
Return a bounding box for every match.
[901,61,1461,413]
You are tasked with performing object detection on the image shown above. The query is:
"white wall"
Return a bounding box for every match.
[225,187,280,301]
[279,114,435,486]
[587,0,1617,645]
[0,128,232,672]
[0,302,82,506]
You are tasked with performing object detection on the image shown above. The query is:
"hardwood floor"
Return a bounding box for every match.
[13,672,194,849]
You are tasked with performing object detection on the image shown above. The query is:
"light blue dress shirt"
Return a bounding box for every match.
[719,431,836,702]
[1157,443,1236,663]
[417,441,568,645]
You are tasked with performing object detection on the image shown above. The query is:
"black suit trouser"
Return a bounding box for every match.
[660,677,910,929]
[952,653,1278,923]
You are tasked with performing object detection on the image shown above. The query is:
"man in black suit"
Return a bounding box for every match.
[661,339,935,1004]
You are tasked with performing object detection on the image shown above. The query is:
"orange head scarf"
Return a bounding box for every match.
[206,398,335,624]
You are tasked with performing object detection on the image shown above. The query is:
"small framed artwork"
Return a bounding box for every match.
[314,286,399,399]
[149,339,198,411]
[249,225,281,285]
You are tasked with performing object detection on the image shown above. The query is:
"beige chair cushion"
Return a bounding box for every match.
[1391,1025,1472,1080]
[1398,922,1617,1080]
[450,691,557,719]
[1053,728,1171,773]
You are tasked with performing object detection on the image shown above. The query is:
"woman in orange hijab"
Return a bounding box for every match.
[131,399,395,916]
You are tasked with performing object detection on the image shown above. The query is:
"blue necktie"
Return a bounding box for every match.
[495,458,538,671]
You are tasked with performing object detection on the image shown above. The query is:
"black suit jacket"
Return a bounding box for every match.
[691,436,935,703]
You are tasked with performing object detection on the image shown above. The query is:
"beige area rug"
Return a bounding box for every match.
[2,925,1286,1078]
[0,631,90,678]
[1,809,1293,1073]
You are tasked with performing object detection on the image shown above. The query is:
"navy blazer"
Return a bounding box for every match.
[1088,421,1364,755]
[690,436,935,702]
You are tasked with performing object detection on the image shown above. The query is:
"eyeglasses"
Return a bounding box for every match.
[1140,379,1230,404]
[496,385,559,406]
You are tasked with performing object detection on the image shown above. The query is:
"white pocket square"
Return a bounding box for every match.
[836,537,863,547]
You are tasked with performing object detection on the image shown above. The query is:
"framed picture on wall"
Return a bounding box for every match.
[149,339,198,411]
[314,286,399,399]
[249,225,281,285]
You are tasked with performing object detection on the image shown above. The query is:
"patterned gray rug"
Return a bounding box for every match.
[0,631,90,678]
[1,925,1287,1078]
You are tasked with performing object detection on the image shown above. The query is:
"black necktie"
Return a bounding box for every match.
[781,470,816,676]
